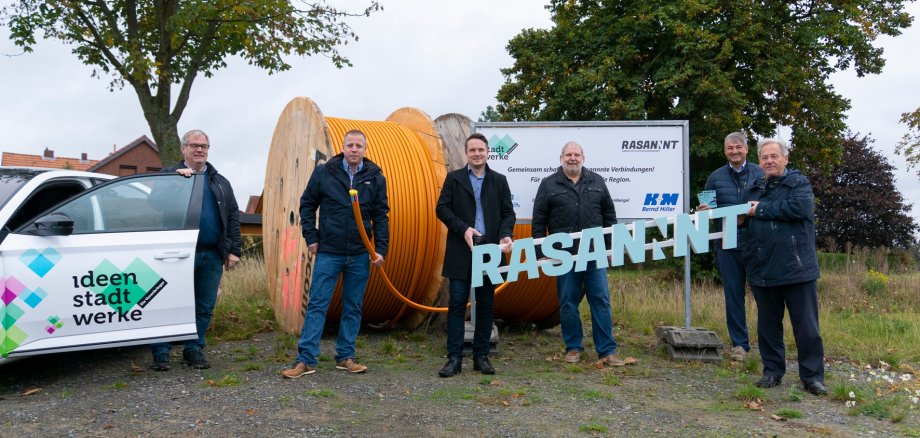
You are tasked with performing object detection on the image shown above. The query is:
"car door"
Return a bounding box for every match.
[0,173,203,359]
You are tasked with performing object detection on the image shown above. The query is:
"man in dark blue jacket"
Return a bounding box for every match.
[744,138,825,396]
[151,129,241,371]
[282,129,389,378]
[698,131,763,362]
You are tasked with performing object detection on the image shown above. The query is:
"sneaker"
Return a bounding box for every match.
[729,346,747,362]
[151,353,170,371]
[281,362,316,379]
[603,354,627,367]
[182,349,211,369]
[564,350,581,363]
[336,358,368,373]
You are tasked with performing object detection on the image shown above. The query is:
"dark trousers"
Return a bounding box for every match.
[752,280,825,383]
[446,278,495,358]
[714,247,750,350]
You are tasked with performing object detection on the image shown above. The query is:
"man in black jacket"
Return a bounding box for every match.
[532,141,623,367]
[435,133,515,377]
[151,129,241,371]
[282,129,389,378]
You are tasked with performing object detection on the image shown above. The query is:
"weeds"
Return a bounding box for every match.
[211,256,276,342]
[775,407,803,419]
[306,389,336,398]
[734,384,766,402]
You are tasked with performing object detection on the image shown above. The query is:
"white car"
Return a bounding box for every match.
[1,167,202,364]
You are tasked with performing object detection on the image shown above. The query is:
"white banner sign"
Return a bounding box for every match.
[474,122,688,220]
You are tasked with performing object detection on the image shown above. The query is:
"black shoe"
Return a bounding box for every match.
[803,381,828,395]
[755,375,782,388]
[473,356,495,375]
[151,353,170,371]
[182,349,211,369]
[438,357,462,377]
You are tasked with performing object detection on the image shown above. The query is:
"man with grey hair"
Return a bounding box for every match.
[744,137,825,395]
[532,141,627,367]
[698,131,763,362]
[150,129,241,371]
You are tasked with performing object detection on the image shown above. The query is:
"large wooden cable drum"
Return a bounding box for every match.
[263,97,335,334]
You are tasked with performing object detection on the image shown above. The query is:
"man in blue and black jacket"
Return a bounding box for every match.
[282,129,389,378]
[698,131,763,362]
[150,129,241,371]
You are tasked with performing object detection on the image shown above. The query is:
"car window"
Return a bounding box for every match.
[47,174,195,234]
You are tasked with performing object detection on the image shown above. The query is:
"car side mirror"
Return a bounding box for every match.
[25,212,75,236]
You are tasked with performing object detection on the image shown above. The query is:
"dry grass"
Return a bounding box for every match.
[210,255,277,342]
[608,249,920,365]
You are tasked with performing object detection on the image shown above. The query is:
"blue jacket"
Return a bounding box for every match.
[300,154,389,257]
[703,162,763,248]
[743,169,820,287]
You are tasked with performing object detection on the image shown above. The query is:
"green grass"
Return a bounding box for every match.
[734,384,766,402]
[581,389,615,401]
[775,407,803,419]
[601,374,622,386]
[210,256,276,342]
[108,381,128,390]
[207,374,241,387]
[306,389,336,398]
[785,387,803,402]
[578,423,609,433]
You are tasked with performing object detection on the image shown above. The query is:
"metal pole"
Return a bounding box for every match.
[684,254,692,329]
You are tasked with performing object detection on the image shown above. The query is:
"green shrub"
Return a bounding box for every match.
[861,270,890,295]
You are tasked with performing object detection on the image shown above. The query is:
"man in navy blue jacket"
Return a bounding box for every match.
[282,129,389,378]
[698,131,763,362]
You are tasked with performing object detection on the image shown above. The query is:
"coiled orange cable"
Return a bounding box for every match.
[348,188,511,313]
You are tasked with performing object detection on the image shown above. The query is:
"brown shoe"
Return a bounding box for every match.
[281,362,315,379]
[603,354,627,367]
[336,358,368,373]
[564,350,581,363]
[729,346,747,362]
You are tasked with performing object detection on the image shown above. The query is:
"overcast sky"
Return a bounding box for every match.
[1,1,918,226]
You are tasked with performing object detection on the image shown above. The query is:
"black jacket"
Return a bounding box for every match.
[743,169,820,287]
[703,162,764,247]
[300,154,389,257]
[436,164,515,280]
[163,162,241,262]
[532,167,617,256]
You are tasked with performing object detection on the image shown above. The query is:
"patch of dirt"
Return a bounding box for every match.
[0,328,915,437]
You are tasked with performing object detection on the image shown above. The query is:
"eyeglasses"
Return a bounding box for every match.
[185,143,210,150]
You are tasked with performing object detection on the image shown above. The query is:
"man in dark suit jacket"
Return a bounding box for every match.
[435,133,515,377]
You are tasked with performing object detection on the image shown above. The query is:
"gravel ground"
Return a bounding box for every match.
[1,328,916,437]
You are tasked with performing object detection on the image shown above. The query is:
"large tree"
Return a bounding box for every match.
[2,1,379,163]
[897,107,920,178]
[494,0,913,181]
[807,134,918,250]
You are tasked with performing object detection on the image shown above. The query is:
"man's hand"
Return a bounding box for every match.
[225,254,240,270]
[499,236,513,254]
[176,168,194,178]
[464,227,482,249]
[747,201,759,216]
[308,243,318,255]
[372,253,385,266]
[696,204,712,212]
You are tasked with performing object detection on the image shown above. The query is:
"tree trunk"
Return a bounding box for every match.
[134,88,182,166]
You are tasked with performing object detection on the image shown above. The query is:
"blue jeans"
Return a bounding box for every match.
[714,247,750,351]
[295,252,370,366]
[556,262,617,357]
[151,249,223,356]
[446,278,495,358]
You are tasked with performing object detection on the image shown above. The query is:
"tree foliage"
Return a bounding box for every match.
[2,1,380,163]
[896,107,920,178]
[494,0,913,184]
[806,134,918,250]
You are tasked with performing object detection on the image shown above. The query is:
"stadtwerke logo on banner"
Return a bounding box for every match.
[487,134,520,160]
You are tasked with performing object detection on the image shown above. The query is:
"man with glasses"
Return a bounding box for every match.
[150,129,241,371]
